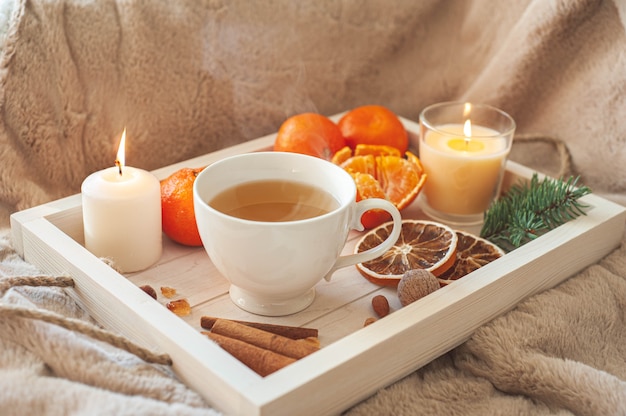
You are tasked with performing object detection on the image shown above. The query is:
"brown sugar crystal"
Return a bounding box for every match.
[160,286,177,298]
[166,299,191,316]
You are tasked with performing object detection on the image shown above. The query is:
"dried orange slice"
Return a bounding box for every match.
[355,220,458,286]
[437,230,505,285]
[337,149,427,229]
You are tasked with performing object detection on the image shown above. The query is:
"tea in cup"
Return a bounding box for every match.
[193,151,402,316]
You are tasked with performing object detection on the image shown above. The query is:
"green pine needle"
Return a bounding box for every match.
[480,174,592,252]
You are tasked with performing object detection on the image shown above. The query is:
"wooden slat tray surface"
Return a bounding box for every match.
[10,117,626,415]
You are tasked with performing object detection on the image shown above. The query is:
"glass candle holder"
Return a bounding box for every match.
[418,102,515,226]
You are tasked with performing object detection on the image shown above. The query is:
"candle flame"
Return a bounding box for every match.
[115,128,126,176]
[463,119,472,148]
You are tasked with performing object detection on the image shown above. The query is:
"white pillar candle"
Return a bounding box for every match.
[81,131,162,272]
[420,122,509,215]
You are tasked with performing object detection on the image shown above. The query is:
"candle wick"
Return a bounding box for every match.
[115,159,123,176]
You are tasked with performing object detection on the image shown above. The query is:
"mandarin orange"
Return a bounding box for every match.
[160,167,205,247]
[274,113,346,160]
[338,105,409,153]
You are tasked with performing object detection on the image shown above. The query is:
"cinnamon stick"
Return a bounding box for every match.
[301,336,321,349]
[210,318,319,359]
[200,316,318,340]
[204,332,295,377]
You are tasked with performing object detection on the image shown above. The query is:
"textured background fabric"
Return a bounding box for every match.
[1,0,625,414]
[1,0,625,226]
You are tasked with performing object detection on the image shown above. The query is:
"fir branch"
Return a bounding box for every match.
[480,174,591,251]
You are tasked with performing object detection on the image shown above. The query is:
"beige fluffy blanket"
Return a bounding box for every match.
[1,0,626,414]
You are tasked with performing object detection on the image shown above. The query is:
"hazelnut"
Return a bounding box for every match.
[139,284,157,300]
[371,294,390,318]
[364,317,377,327]
[397,269,440,306]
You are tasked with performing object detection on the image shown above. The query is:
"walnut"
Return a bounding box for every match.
[397,269,440,306]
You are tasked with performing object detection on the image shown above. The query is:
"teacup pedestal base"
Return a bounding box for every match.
[229,285,316,316]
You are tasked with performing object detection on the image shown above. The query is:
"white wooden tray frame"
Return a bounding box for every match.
[10,117,626,416]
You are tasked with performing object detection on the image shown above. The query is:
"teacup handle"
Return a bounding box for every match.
[324,198,402,281]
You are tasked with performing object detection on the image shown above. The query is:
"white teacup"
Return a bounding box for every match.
[193,151,402,316]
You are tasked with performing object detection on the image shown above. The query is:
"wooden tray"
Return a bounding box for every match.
[10,117,626,415]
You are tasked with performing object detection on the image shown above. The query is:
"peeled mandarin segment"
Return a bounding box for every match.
[376,154,423,211]
[331,146,353,165]
[398,152,427,208]
[354,220,458,286]
[376,156,406,202]
[352,172,386,201]
[374,156,390,194]
[406,151,425,176]
[354,144,401,157]
[341,154,377,177]
[332,144,401,166]
[438,231,505,282]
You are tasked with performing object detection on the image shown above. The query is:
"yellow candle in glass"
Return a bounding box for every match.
[420,121,509,216]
